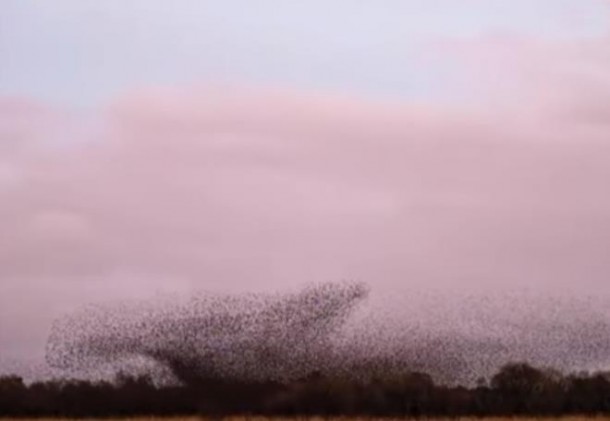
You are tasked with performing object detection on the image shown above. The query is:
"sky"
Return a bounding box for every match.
[2,1,610,374]
[2,0,609,105]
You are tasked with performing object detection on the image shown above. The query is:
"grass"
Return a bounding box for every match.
[5,417,610,421]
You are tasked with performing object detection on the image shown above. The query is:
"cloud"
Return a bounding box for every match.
[439,34,610,124]
[2,33,610,365]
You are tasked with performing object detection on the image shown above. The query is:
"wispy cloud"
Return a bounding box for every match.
[1,17,610,368]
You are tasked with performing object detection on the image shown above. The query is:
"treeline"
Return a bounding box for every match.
[2,362,610,417]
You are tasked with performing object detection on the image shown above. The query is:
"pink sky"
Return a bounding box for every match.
[1,30,610,371]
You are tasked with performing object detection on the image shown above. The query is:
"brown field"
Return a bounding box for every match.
[4,417,610,421]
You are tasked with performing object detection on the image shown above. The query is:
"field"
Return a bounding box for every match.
[4,417,610,421]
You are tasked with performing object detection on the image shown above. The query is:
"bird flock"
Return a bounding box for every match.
[46,282,610,386]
